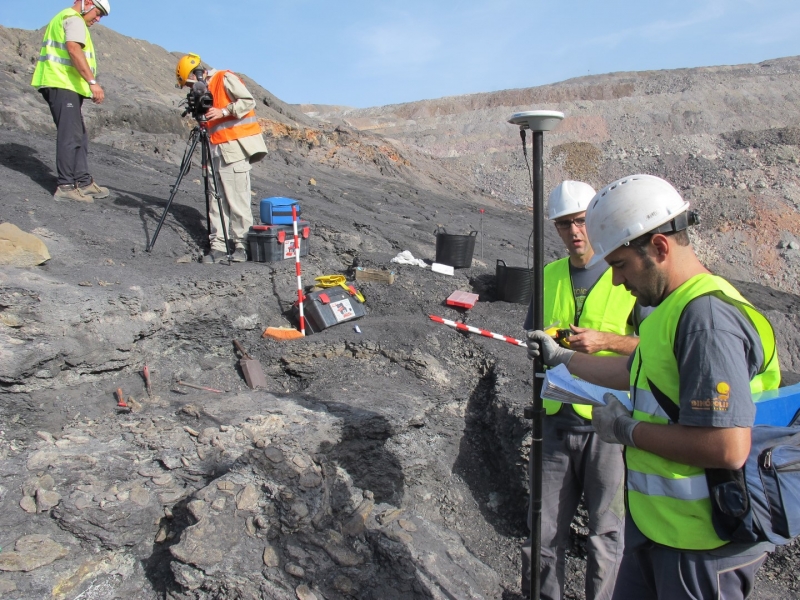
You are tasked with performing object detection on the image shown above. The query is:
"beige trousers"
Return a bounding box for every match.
[208,155,253,252]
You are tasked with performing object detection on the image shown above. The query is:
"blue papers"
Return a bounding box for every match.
[543,366,800,426]
[541,364,632,411]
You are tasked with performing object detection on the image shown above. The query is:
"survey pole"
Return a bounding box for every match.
[507,110,564,600]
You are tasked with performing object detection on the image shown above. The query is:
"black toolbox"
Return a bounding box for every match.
[248,221,310,262]
[296,287,366,334]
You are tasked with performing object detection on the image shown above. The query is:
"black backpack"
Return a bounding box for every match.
[649,378,800,545]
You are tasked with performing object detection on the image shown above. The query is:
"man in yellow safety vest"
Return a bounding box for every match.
[31,0,111,203]
[522,181,647,600]
[176,54,268,264]
[527,174,780,600]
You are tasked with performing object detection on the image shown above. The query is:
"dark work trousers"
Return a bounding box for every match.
[522,416,626,600]
[39,87,92,188]
[611,530,768,600]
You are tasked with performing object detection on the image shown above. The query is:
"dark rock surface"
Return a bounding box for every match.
[0,22,799,600]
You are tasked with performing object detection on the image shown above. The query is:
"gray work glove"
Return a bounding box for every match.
[592,394,638,447]
[526,330,576,366]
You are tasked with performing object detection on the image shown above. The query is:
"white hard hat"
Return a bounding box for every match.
[84,0,110,16]
[586,174,690,267]
[548,181,596,220]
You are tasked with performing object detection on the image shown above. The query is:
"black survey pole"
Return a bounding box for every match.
[530,128,546,600]
[507,110,564,600]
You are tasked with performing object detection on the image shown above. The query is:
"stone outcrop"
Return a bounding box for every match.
[0,223,49,267]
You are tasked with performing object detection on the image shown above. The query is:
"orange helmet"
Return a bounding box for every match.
[176,54,202,88]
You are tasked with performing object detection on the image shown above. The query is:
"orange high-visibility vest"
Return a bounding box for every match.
[207,70,262,145]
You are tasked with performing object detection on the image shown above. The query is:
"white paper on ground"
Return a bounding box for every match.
[541,364,632,411]
[431,262,454,276]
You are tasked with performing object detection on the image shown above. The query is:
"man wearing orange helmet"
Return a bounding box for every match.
[176,54,267,263]
[31,0,111,203]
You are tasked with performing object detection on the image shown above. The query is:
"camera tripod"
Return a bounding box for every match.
[146,121,231,260]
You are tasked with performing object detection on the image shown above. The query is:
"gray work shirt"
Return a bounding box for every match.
[638,294,764,428]
[63,16,87,45]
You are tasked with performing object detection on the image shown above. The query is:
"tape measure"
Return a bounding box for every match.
[544,325,572,348]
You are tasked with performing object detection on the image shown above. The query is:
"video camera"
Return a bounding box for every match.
[182,79,214,121]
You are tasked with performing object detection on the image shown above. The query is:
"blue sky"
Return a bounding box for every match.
[4,0,800,108]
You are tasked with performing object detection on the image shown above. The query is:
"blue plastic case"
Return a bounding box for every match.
[260,197,301,225]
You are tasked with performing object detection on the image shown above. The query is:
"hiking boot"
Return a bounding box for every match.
[78,179,110,199]
[230,248,247,263]
[54,184,93,203]
[202,249,228,264]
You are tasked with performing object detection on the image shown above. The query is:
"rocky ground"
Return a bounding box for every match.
[1,22,800,600]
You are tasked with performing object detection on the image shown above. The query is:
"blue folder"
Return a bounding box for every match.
[754,383,800,426]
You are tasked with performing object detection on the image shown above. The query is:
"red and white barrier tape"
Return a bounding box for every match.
[292,204,305,336]
[429,314,526,347]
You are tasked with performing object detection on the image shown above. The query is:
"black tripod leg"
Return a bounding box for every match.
[146,128,200,252]
[202,133,232,262]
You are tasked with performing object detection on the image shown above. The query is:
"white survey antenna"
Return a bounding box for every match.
[507,110,564,132]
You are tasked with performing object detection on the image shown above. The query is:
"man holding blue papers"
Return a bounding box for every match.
[527,174,780,600]
[522,181,645,600]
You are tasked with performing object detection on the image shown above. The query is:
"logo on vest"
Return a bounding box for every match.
[690,381,731,411]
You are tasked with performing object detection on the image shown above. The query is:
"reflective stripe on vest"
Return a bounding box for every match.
[31,8,96,97]
[629,387,671,422]
[627,470,708,501]
[207,71,262,145]
[627,273,781,550]
[209,116,260,136]
[42,39,95,60]
[542,257,637,419]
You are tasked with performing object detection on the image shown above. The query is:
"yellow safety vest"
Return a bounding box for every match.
[628,273,780,549]
[543,257,637,418]
[31,8,96,98]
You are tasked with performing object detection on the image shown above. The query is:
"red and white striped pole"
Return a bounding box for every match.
[292,204,305,336]
[429,315,526,348]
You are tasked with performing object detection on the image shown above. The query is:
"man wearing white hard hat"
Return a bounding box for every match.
[521,181,646,600]
[31,1,111,203]
[526,174,780,599]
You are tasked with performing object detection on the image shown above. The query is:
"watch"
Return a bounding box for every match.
[88,79,97,85]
